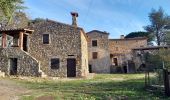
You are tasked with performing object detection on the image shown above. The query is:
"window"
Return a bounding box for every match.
[92,40,97,47]
[51,58,60,69]
[92,52,98,59]
[43,34,49,44]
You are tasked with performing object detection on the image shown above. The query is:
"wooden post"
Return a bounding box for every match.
[2,32,7,48]
[19,31,23,50]
[145,71,147,87]
[163,69,170,96]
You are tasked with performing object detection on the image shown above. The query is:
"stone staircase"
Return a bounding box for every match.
[0,48,48,78]
[0,70,5,77]
[23,51,47,78]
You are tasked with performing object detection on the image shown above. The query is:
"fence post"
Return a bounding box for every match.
[163,69,170,96]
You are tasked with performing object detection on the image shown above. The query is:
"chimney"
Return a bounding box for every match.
[71,12,78,27]
[120,35,125,39]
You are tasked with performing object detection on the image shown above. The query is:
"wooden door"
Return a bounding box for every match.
[67,58,76,77]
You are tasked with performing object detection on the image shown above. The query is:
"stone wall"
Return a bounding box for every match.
[0,48,40,76]
[29,20,88,77]
[109,38,147,66]
[109,38,147,55]
[80,30,89,77]
[87,30,111,73]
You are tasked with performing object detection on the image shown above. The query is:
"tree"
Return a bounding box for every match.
[125,31,154,42]
[10,11,29,28]
[0,0,25,26]
[144,7,170,46]
[28,18,46,25]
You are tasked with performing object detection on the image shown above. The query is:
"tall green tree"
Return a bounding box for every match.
[144,7,170,46]
[125,31,154,42]
[0,0,25,26]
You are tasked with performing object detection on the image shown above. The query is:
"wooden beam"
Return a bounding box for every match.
[19,31,23,50]
[2,32,7,48]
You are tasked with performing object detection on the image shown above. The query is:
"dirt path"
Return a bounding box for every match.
[0,78,30,100]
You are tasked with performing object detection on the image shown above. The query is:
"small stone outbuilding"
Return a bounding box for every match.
[0,29,40,76]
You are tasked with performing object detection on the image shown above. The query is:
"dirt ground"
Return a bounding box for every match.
[0,78,30,100]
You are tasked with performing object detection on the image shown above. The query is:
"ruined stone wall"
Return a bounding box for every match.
[109,39,147,66]
[29,20,85,77]
[109,39,147,55]
[0,48,40,76]
[80,31,89,77]
[87,31,111,73]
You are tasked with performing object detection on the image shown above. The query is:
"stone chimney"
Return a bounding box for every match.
[71,12,78,27]
[120,35,125,39]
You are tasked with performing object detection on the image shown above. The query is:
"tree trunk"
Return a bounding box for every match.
[156,31,160,46]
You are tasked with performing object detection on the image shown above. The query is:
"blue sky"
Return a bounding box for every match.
[24,0,170,38]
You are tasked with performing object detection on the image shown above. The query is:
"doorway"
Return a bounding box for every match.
[23,35,28,52]
[113,58,118,66]
[89,65,92,73]
[67,58,76,77]
[9,58,17,75]
[123,66,127,73]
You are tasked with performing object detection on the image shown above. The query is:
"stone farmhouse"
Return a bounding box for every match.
[0,12,89,77]
[0,12,149,77]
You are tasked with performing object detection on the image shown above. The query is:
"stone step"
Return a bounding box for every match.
[38,70,47,78]
[41,72,47,78]
[0,70,5,77]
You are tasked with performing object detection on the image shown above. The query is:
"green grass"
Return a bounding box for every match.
[13,74,170,100]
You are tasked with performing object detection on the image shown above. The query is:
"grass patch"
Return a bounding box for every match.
[13,74,170,100]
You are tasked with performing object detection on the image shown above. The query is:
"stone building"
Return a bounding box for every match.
[86,30,111,73]
[0,12,89,77]
[109,36,147,73]
[0,29,40,76]
[86,31,147,73]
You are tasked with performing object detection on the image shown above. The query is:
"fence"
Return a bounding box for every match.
[145,69,170,96]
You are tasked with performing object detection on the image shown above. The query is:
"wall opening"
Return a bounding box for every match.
[113,58,118,66]
[23,34,28,52]
[9,58,17,75]
[123,66,127,73]
[89,64,92,73]
[67,58,76,77]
